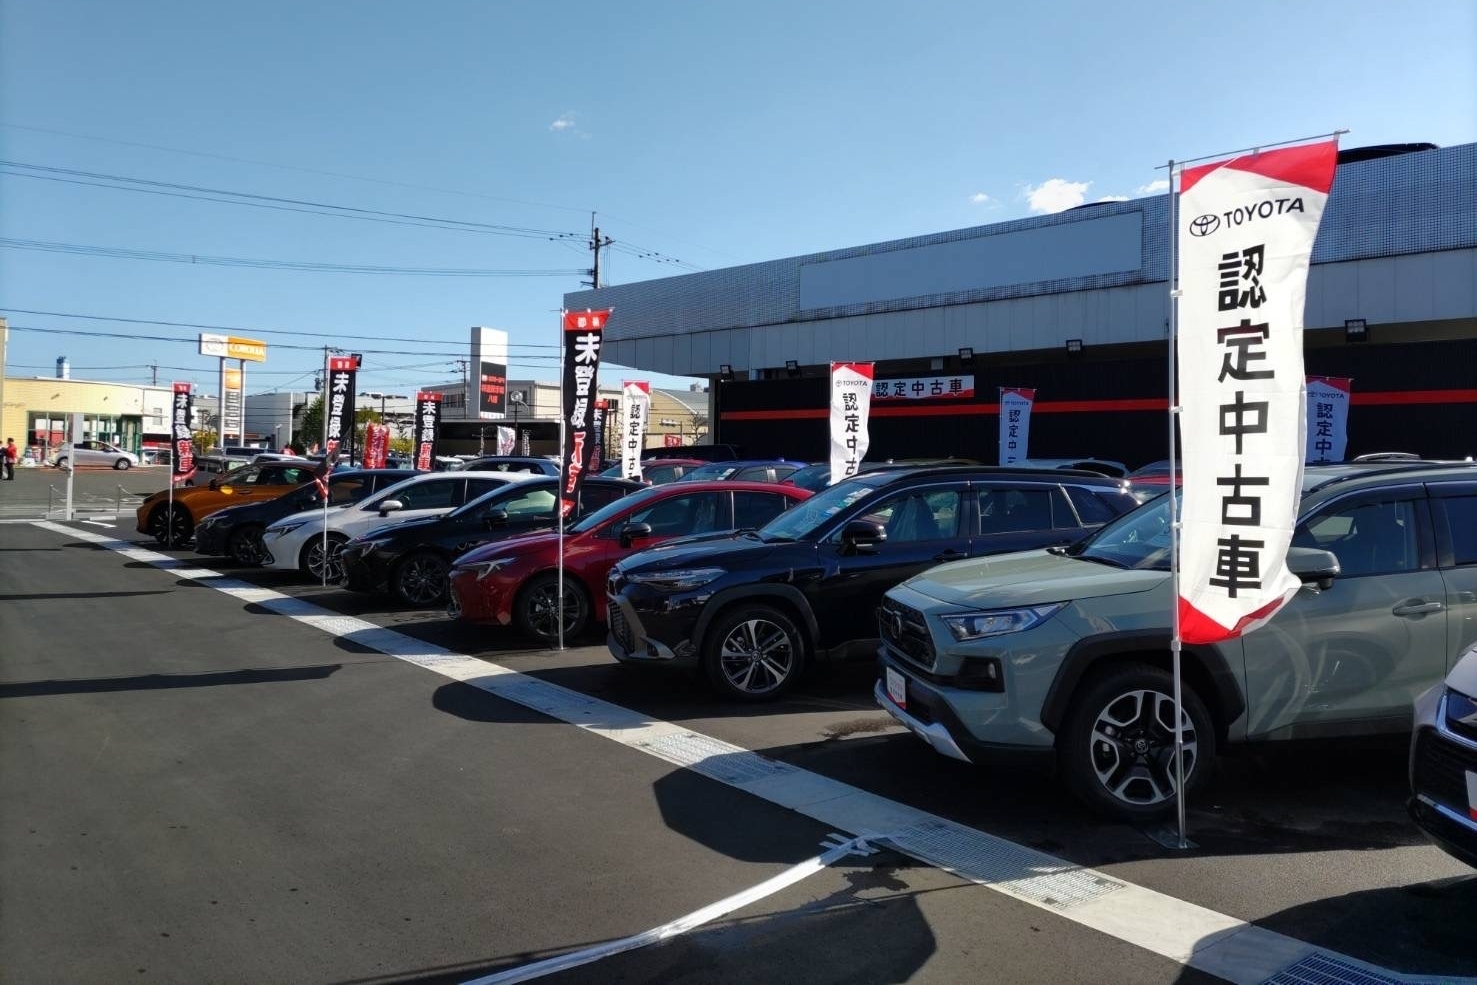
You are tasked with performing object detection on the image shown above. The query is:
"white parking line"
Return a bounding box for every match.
[34,521,1474,985]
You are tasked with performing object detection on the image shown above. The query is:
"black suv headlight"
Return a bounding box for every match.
[626,567,725,592]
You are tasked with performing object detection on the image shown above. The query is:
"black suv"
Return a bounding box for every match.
[340,475,642,606]
[605,466,1139,700]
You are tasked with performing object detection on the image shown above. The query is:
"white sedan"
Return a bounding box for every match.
[261,471,525,581]
[54,441,140,471]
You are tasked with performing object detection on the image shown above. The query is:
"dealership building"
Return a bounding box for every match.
[565,142,1477,467]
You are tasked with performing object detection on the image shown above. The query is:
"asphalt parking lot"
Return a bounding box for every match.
[2,490,1474,983]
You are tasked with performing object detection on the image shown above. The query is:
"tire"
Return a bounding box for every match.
[514,573,589,644]
[55,457,69,470]
[114,458,131,471]
[392,551,450,607]
[147,505,193,546]
[227,525,268,566]
[298,533,349,582]
[1058,663,1216,821]
[703,604,806,702]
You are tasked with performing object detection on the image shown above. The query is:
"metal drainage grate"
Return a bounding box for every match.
[639,732,797,785]
[1262,953,1408,985]
[880,818,1123,909]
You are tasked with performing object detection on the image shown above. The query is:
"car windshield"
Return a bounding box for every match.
[568,484,665,534]
[447,478,554,519]
[1074,492,1178,570]
[756,471,890,541]
[680,463,741,481]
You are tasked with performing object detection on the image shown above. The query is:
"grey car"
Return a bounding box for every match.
[877,460,1477,819]
[1410,644,1477,868]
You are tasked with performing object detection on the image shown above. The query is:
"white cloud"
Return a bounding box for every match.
[1135,178,1170,195]
[549,113,577,132]
[969,192,992,205]
[1097,195,1129,202]
[1024,178,1091,214]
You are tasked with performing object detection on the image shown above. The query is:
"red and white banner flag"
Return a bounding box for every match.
[362,422,389,469]
[621,380,651,482]
[170,382,196,486]
[560,309,609,517]
[1177,140,1339,644]
[829,362,873,484]
[413,392,441,470]
[998,387,1035,464]
[496,426,516,457]
[1305,376,1352,463]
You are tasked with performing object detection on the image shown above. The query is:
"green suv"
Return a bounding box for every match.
[877,461,1477,819]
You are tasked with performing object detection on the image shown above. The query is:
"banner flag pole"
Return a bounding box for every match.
[557,310,566,652]
[1166,157,1187,850]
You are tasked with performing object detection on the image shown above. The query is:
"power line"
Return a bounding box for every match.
[1,237,587,278]
[0,307,564,349]
[0,159,585,242]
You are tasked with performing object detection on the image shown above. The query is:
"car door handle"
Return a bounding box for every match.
[1392,600,1444,616]
[933,550,968,562]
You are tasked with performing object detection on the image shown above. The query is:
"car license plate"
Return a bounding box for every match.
[885,667,906,710]
[1467,770,1477,821]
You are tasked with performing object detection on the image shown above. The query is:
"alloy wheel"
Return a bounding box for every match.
[716,618,797,697]
[524,580,583,639]
[396,554,449,606]
[305,537,346,582]
[1088,688,1197,808]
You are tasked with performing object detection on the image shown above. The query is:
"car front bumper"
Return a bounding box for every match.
[604,586,702,667]
[1409,695,1477,869]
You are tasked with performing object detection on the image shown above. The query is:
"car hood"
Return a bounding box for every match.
[364,513,445,540]
[618,533,778,572]
[1449,647,1477,697]
[456,530,560,564]
[903,550,1167,608]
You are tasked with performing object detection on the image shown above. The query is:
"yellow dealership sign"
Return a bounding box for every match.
[199,333,267,363]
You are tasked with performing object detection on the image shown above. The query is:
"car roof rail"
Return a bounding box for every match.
[1303,460,1477,496]
[877,464,1123,482]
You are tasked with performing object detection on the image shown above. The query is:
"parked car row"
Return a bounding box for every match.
[129,454,1477,859]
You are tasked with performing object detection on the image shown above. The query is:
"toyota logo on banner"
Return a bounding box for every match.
[1189,214,1221,236]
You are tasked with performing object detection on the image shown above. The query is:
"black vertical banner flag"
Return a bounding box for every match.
[171,382,195,485]
[414,392,442,470]
[559,309,609,517]
[320,355,359,490]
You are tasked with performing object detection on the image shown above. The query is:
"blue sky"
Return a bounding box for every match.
[2,0,1474,398]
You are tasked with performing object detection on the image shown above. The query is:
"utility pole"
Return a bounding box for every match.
[150,363,158,386]
[583,213,614,289]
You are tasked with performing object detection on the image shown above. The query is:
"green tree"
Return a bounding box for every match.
[295,395,324,451]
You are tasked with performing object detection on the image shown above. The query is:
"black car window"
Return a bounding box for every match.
[329,478,369,505]
[978,487,1063,533]
[630,492,721,536]
[735,467,772,482]
[734,491,793,529]
[578,484,627,512]
[1065,486,1122,526]
[502,487,558,518]
[279,467,313,486]
[1442,495,1477,565]
[864,489,961,543]
[464,478,507,502]
[394,481,458,510]
[1293,498,1420,578]
[228,466,263,485]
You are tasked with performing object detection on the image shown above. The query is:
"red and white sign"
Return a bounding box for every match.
[998,387,1035,464]
[663,434,683,448]
[873,375,976,401]
[620,381,651,482]
[829,362,874,484]
[1305,376,1352,463]
[1177,140,1339,644]
[497,426,516,457]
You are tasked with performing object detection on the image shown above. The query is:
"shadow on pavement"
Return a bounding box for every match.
[0,589,171,601]
[0,663,343,698]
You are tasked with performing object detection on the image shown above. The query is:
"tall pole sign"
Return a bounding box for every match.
[199,333,266,449]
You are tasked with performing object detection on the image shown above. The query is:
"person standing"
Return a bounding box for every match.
[2,438,17,480]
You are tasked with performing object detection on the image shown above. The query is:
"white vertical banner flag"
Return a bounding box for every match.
[496,426,516,456]
[828,362,874,484]
[998,387,1036,464]
[1177,140,1339,644]
[1305,376,1352,463]
[620,381,651,481]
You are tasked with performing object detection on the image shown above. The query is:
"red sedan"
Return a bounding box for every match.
[447,480,812,643]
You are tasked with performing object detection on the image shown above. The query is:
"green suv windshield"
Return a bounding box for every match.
[1073,492,1177,570]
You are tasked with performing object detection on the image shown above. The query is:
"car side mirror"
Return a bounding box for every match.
[209,479,219,490]
[619,521,653,548]
[378,499,404,517]
[1286,546,1340,591]
[482,508,509,529]
[842,519,887,555]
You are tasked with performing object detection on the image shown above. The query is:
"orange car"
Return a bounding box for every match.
[134,459,321,544]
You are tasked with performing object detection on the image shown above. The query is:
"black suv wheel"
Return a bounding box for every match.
[393,551,450,607]
[1059,663,1215,820]
[148,504,193,546]
[703,604,806,702]
[228,525,268,566]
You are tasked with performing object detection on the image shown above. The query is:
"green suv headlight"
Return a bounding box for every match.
[941,604,1063,642]
[627,567,725,592]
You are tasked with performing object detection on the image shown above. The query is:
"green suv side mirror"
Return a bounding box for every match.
[1286,546,1340,591]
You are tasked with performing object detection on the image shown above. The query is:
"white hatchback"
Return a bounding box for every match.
[261,471,526,581]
